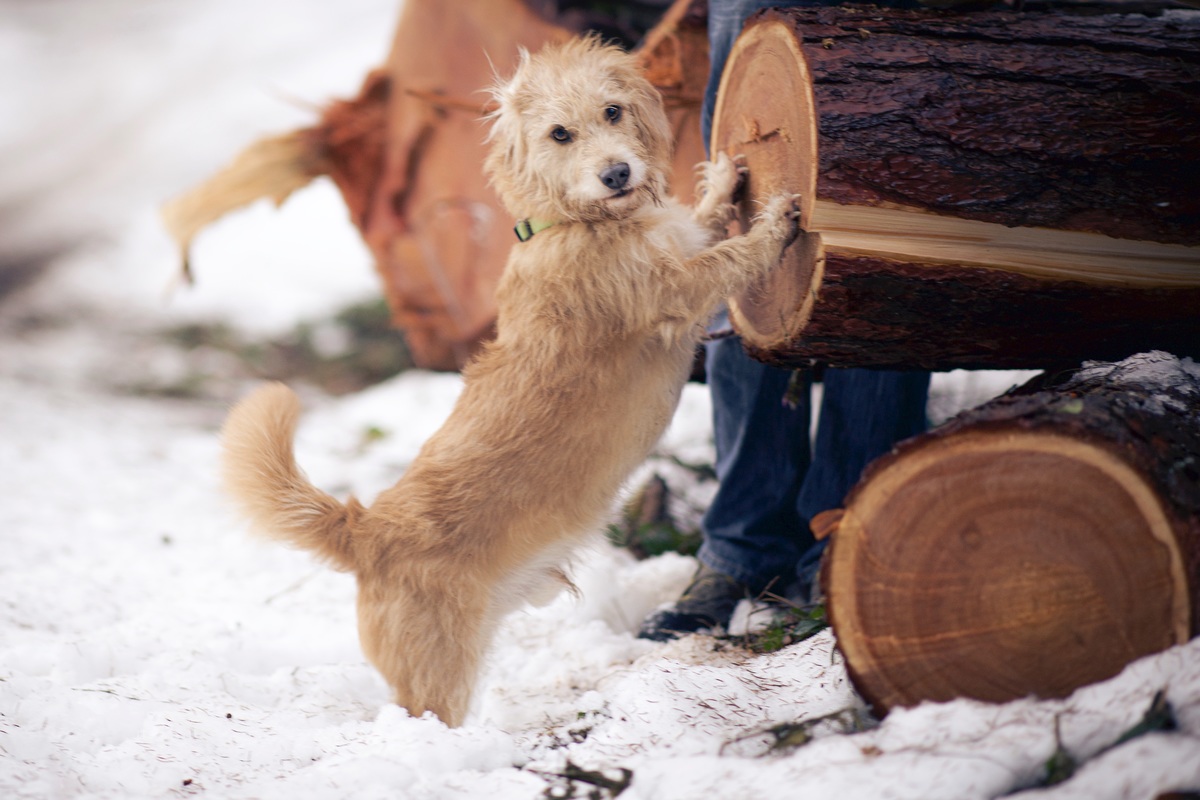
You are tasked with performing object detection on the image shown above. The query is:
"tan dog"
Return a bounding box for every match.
[221,37,798,726]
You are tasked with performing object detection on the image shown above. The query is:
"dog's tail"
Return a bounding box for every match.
[220,382,362,572]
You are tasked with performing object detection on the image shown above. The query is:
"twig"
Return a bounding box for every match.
[265,571,319,604]
[530,760,634,799]
[719,707,872,757]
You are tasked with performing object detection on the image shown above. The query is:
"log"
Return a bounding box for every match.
[710,6,1200,371]
[818,351,1200,714]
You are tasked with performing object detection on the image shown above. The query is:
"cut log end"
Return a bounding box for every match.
[727,230,823,352]
[712,18,822,354]
[711,18,817,228]
[826,429,1190,714]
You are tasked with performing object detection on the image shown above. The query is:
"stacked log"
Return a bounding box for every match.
[711,6,1200,370]
[818,351,1200,713]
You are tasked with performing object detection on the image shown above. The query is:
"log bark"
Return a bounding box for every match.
[710,6,1200,370]
[819,351,1200,714]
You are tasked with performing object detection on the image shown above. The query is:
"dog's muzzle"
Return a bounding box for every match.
[599,162,631,192]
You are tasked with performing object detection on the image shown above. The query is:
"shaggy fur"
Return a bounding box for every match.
[221,37,799,726]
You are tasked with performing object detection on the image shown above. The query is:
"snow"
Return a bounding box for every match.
[2,2,1198,798]
[1074,351,1200,397]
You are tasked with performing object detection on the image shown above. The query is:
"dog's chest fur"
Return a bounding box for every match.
[393,201,712,566]
[499,201,711,431]
[451,203,715,618]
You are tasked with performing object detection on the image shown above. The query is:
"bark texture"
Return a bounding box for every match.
[740,253,1200,371]
[753,5,1200,242]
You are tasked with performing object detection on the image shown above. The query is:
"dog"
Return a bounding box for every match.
[220,36,799,726]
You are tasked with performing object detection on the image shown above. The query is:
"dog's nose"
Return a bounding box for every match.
[599,162,631,191]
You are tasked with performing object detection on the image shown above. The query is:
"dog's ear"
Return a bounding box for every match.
[492,47,529,107]
[483,52,533,214]
[626,74,674,188]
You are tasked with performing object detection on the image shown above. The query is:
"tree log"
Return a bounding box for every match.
[819,351,1200,714]
[710,6,1200,371]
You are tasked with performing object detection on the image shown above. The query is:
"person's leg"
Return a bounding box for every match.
[792,368,931,593]
[640,0,817,642]
[637,336,810,640]
[689,0,819,596]
[641,0,928,639]
[697,336,811,591]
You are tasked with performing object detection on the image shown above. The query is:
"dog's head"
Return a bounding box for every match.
[485,37,673,224]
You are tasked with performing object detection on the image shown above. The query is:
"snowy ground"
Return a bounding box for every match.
[3,2,1199,798]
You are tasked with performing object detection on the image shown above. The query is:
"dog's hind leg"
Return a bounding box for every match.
[356,575,491,727]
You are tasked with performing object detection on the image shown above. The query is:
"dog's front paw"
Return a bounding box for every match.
[699,152,745,203]
[753,192,802,251]
[693,153,746,231]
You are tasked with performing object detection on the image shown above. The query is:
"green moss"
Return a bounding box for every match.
[148,297,414,398]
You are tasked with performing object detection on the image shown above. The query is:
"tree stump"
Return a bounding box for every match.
[710,6,1200,370]
[819,351,1200,713]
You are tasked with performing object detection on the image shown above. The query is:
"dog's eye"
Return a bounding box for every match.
[605,105,622,124]
[550,126,572,143]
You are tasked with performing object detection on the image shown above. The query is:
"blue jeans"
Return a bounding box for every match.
[698,339,930,591]
[697,0,930,594]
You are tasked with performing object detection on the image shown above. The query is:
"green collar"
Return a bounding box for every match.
[513,218,556,242]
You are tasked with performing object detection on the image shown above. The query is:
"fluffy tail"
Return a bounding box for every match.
[220,382,362,572]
